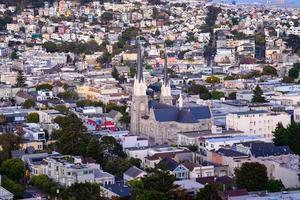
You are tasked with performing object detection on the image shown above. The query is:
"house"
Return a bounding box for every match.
[235,141,300,188]
[121,135,149,150]
[123,166,147,183]
[183,162,214,179]
[100,181,132,199]
[157,157,189,180]
[173,179,204,196]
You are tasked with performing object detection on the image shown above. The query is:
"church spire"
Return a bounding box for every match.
[163,50,168,87]
[160,47,172,105]
[137,39,144,83]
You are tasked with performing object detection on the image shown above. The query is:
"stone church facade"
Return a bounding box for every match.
[130,43,212,144]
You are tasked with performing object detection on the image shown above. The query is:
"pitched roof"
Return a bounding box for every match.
[102,181,131,197]
[216,148,249,157]
[219,189,249,198]
[149,100,211,123]
[124,166,146,178]
[182,162,201,171]
[240,141,293,157]
[158,157,180,171]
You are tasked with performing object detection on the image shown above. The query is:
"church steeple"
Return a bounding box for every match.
[130,38,148,134]
[133,40,147,96]
[137,40,144,83]
[160,49,173,105]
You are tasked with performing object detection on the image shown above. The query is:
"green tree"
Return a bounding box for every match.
[101,12,113,22]
[60,182,107,200]
[129,66,137,78]
[54,113,88,155]
[23,99,36,108]
[130,170,176,200]
[104,157,133,178]
[0,134,21,163]
[288,63,300,79]
[224,75,235,80]
[273,123,288,146]
[53,105,69,114]
[282,76,294,83]
[36,83,53,91]
[272,122,300,155]
[251,85,267,103]
[111,66,120,80]
[11,50,18,60]
[262,65,277,76]
[27,112,39,123]
[195,184,221,200]
[30,175,60,196]
[228,92,236,100]
[0,158,24,181]
[1,176,24,198]
[235,162,268,191]
[42,41,57,53]
[206,76,220,85]
[266,179,284,192]
[211,90,225,100]
[165,39,174,47]
[16,70,26,87]
[188,83,211,100]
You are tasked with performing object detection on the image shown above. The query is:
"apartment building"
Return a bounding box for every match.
[226,110,291,138]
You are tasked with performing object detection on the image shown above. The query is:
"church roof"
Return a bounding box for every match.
[149,100,211,123]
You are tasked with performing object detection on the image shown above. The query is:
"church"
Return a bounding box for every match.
[130,42,212,144]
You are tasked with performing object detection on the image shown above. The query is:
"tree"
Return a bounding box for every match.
[111,66,120,80]
[235,162,268,191]
[27,112,40,123]
[36,83,53,91]
[273,123,288,146]
[272,122,300,155]
[211,90,224,100]
[0,134,21,163]
[262,66,277,76]
[1,176,24,198]
[266,179,284,192]
[104,157,133,178]
[228,92,236,100]
[130,170,176,200]
[129,66,137,78]
[53,105,69,114]
[165,39,174,47]
[16,70,26,87]
[0,158,24,181]
[101,12,113,22]
[31,175,59,196]
[54,114,88,155]
[251,85,267,103]
[42,41,57,53]
[206,76,220,85]
[282,76,294,83]
[11,50,18,60]
[288,63,300,79]
[23,99,36,108]
[187,83,211,100]
[224,75,235,80]
[60,182,107,200]
[195,184,221,200]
